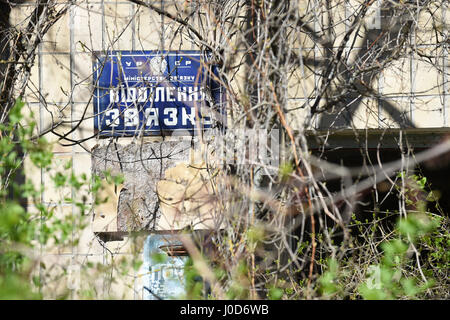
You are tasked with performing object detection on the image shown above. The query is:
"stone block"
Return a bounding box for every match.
[91,140,190,231]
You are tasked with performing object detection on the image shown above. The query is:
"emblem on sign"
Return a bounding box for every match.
[150,56,167,75]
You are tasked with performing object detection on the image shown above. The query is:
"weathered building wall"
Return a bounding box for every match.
[13,0,209,299]
[286,0,449,130]
[9,0,449,299]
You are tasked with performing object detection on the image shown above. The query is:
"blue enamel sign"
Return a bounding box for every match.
[93,51,224,136]
[142,234,187,300]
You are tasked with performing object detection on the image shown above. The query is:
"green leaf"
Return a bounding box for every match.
[150,252,168,264]
[9,98,25,125]
[268,287,283,300]
[279,162,294,181]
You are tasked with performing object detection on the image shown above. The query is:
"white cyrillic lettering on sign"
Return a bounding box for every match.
[164,107,177,126]
[105,109,120,127]
[124,108,139,127]
[188,87,198,101]
[178,87,187,101]
[109,89,119,103]
[138,87,148,102]
[126,88,137,103]
[145,108,159,127]
[155,87,165,102]
[182,107,195,125]
[166,87,175,102]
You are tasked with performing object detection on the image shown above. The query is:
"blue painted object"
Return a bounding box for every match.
[142,234,188,300]
[93,51,224,136]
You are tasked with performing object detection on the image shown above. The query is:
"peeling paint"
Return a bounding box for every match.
[91,139,220,232]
